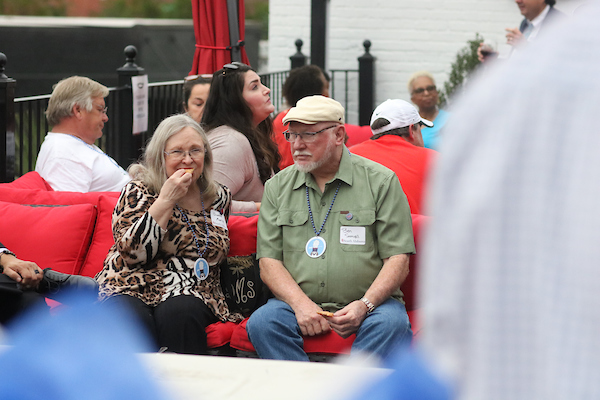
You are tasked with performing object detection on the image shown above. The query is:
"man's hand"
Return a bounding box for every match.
[477,42,499,63]
[321,300,368,338]
[506,27,525,47]
[1,254,43,289]
[292,300,331,337]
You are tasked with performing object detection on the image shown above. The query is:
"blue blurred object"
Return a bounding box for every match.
[350,347,452,400]
[0,291,169,400]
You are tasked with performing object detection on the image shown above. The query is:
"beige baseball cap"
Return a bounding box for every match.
[283,95,345,125]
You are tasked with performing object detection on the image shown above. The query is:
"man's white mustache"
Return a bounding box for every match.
[293,151,312,157]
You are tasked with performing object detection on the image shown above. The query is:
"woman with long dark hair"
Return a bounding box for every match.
[201,62,280,212]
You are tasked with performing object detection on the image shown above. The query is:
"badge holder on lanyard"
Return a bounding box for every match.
[176,197,210,280]
[305,182,341,258]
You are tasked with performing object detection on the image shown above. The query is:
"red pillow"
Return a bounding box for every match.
[0,187,119,206]
[227,213,259,257]
[2,171,53,191]
[81,195,119,278]
[0,201,97,275]
[205,322,237,348]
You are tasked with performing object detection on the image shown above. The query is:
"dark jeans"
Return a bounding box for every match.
[104,294,218,355]
[0,274,48,325]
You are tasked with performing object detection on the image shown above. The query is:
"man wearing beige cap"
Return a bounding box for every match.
[247,95,415,361]
[351,99,437,215]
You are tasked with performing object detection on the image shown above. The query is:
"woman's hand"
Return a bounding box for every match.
[149,170,194,229]
[157,169,194,204]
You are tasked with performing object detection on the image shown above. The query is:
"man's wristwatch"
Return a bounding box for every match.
[360,297,376,314]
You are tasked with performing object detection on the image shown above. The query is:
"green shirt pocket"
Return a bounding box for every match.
[276,210,309,252]
[338,209,376,252]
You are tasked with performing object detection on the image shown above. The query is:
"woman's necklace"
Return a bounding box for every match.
[305,182,341,258]
[176,194,210,280]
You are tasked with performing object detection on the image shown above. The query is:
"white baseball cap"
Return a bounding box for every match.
[370,99,433,135]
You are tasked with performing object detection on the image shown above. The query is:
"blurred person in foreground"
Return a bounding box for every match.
[350,99,437,215]
[96,114,242,355]
[478,0,565,62]
[182,74,212,124]
[414,5,599,400]
[35,76,131,192]
[408,72,450,150]
[247,96,414,362]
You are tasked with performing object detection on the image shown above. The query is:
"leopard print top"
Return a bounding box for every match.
[96,180,243,323]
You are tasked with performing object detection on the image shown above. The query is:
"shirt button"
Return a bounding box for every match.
[289,218,293,223]
[321,228,326,233]
[321,254,326,259]
[321,201,326,206]
[320,282,325,287]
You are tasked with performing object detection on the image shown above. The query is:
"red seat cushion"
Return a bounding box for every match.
[2,171,53,191]
[230,318,255,352]
[0,186,119,206]
[81,195,120,277]
[408,309,421,339]
[303,332,355,354]
[230,318,355,354]
[206,321,238,348]
[0,201,97,275]
[227,213,259,257]
[0,186,121,276]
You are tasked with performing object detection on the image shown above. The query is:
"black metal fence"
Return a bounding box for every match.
[0,41,374,183]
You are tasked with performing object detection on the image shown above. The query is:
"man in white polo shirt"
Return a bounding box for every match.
[35,76,131,192]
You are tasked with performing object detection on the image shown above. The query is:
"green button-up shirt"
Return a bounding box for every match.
[257,146,415,310]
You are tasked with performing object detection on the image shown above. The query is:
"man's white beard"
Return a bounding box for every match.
[293,138,336,173]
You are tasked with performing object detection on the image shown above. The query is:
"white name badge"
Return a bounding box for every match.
[340,226,366,245]
[211,209,228,230]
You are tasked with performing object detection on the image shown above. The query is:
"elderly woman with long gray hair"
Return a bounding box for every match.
[96,114,242,355]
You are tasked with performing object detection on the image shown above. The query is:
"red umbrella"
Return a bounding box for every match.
[190,0,250,75]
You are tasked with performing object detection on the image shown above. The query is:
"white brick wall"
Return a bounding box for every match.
[268,0,582,124]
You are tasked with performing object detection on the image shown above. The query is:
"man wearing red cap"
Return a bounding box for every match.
[247,95,415,361]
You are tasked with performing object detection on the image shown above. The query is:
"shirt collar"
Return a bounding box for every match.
[529,4,550,26]
[292,145,353,190]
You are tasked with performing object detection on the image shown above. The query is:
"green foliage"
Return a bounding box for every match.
[438,33,483,108]
[246,1,269,40]
[1,0,67,16]
[100,0,192,19]
[159,0,192,19]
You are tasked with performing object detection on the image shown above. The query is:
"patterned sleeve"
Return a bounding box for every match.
[112,181,164,268]
[220,184,232,222]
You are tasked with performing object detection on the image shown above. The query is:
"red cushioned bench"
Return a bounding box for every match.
[0,172,427,359]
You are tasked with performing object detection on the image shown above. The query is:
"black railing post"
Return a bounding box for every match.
[310,0,327,69]
[116,45,145,169]
[290,39,307,69]
[358,40,375,126]
[0,52,16,183]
